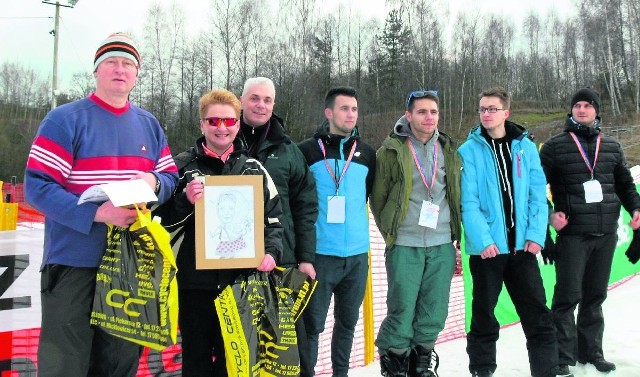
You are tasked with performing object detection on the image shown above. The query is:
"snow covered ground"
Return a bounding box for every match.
[347,275,640,377]
[3,227,638,376]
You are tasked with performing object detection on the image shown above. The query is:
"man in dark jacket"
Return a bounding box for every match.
[297,87,376,377]
[239,77,318,274]
[540,87,640,373]
[239,77,319,372]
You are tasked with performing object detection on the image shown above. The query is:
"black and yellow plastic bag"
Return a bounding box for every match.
[90,206,178,350]
[215,267,316,376]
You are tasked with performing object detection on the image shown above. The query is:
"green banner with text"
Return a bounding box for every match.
[462,186,640,331]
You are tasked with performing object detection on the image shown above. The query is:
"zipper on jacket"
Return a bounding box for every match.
[478,133,510,252]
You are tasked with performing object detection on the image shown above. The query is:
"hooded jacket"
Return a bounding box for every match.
[540,115,640,235]
[153,136,283,290]
[297,122,376,257]
[240,113,318,266]
[370,115,461,248]
[458,121,548,255]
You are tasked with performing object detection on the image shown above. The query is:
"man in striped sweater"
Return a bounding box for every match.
[24,33,178,377]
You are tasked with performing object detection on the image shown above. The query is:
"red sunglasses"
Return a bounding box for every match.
[202,117,238,127]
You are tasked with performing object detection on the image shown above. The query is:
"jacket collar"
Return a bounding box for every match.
[314,120,360,145]
[393,114,440,144]
[239,111,289,145]
[563,114,602,138]
[383,114,457,152]
[469,120,528,142]
[194,136,246,159]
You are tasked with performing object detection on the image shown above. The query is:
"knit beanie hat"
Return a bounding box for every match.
[571,87,600,114]
[93,33,141,72]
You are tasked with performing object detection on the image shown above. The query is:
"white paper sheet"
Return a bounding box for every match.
[77,179,158,207]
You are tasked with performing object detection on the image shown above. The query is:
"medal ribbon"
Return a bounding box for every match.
[317,138,358,194]
[569,132,601,179]
[407,138,438,197]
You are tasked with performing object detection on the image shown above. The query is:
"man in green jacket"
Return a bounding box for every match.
[239,77,319,371]
[371,90,461,377]
[239,77,318,274]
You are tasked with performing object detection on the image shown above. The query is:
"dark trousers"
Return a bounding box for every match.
[301,253,369,377]
[466,253,558,377]
[296,315,311,376]
[281,264,311,377]
[178,289,227,377]
[38,265,141,377]
[552,233,616,365]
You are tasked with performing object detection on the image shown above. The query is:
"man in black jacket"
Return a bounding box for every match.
[239,77,319,372]
[540,87,640,374]
[239,77,318,274]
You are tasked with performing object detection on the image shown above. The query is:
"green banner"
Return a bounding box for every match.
[462,193,640,332]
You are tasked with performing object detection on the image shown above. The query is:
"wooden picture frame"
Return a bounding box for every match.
[195,175,264,269]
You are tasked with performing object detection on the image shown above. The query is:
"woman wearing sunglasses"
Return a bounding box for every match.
[153,89,283,376]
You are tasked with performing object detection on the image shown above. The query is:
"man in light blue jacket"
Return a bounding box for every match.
[298,87,376,377]
[458,87,567,377]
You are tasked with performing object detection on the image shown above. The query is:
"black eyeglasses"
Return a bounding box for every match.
[406,90,438,108]
[202,117,238,127]
[478,107,506,114]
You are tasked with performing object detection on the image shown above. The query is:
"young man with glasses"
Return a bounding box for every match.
[371,90,461,377]
[298,87,376,377]
[540,88,640,374]
[458,87,567,377]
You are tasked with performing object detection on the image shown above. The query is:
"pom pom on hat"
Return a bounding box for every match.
[571,87,600,114]
[94,32,141,72]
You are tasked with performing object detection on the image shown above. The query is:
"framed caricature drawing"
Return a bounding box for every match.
[195,175,265,269]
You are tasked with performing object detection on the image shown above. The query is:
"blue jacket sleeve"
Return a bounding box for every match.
[458,145,496,254]
[524,141,549,247]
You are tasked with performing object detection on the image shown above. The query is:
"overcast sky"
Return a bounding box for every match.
[0,0,575,92]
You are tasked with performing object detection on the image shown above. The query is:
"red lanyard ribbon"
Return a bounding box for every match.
[317,138,357,194]
[407,138,438,196]
[569,132,601,178]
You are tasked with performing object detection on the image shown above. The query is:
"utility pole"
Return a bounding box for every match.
[42,0,80,110]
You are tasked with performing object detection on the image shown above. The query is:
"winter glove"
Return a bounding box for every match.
[541,226,556,265]
[625,229,640,264]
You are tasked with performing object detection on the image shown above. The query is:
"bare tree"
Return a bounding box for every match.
[211,0,243,89]
[70,72,94,100]
[142,0,185,127]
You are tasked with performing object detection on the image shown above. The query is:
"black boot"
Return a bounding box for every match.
[555,364,574,377]
[470,370,494,377]
[380,350,410,377]
[580,358,616,372]
[410,345,439,377]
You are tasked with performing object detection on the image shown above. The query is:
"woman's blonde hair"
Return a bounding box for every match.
[199,89,241,119]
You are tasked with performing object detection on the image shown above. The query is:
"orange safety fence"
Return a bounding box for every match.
[311,216,466,375]
[2,182,45,225]
[3,181,469,375]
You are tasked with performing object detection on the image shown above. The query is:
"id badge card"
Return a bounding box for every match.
[583,179,603,203]
[327,195,346,223]
[419,200,439,229]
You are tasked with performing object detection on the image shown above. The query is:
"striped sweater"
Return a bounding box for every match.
[25,94,178,267]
